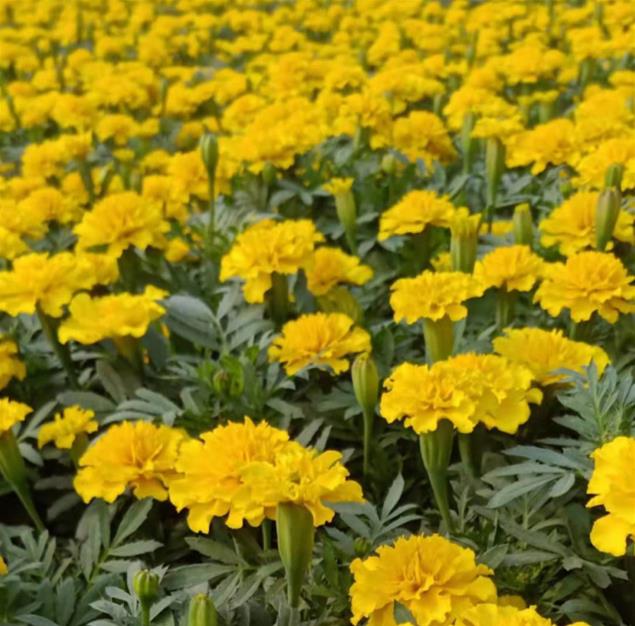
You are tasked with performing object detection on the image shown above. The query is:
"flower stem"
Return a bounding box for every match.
[495,289,517,331]
[423,316,454,364]
[36,306,79,389]
[268,272,289,328]
[140,605,150,626]
[362,408,373,478]
[419,420,455,533]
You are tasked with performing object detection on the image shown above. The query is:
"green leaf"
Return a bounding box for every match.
[113,499,153,546]
[109,540,162,557]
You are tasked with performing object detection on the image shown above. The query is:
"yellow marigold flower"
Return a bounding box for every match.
[381,362,476,434]
[587,436,635,556]
[455,603,589,626]
[0,336,26,390]
[349,534,496,626]
[304,247,373,296]
[534,251,635,323]
[268,312,370,376]
[390,271,484,323]
[240,442,364,526]
[540,191,635,255]
[0,226,28,260]
[474,245,544,292]
[389,110,456,166]
[323,177,353,195]
[58,286,167,345]
[506,118,576,175]
[493,327,610,385]
[381,354,541,435]
[38,406,98,450]
[0,252,101,318]
[0,555,6,575]
[221,219,324,304]
[74,191,169,258]
[575,137,635,190]
[444,353,542,434]
[74,421,186,503]
[431,251,453,271]
[0,398,31,434]
[169,417,291,532]
[378,190,457,241]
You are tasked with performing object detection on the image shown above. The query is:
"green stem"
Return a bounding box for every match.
[14,483,45,533]
[419,420,455,533]
[141,605,150,626]
[268,273,289,328]
[36,307,79,388]
[206,178,216,253]
[362,408,373,478]
[262,518,271,551]
[458,433,477,477]
[423,316,454,364]
[495,289,517,331]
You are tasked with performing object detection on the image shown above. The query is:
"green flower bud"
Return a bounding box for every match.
[450,211,480,273]
[351,353,379,419]
[199,133,219,182]
[317,286,363,323]
[353,536,372,557]
[276,503,315,609]
[423,316,454,365]
[380,153,397,175]
[596,188,622,252]
[334,190,357,253]
[133,569,160,608]
[460,112,477,174]
[604,163,624,190]
[513,203,533,246]
[187,594,218,626]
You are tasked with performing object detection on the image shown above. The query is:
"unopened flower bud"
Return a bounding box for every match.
[187,594,218,626]
[513,203,533,246]
[450,210,480,273]
[596,188,622,252]
[352,353,379,420]
[277,503,315,609]
[133,569,160,608]
[460,112,477,174]
[199,133,219,182]
[604,163,624,190]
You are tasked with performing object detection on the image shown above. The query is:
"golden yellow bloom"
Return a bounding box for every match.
[506,119,575,175]
[240,442,364,526]
[37,406,98,450]
[381,362,476,434]
[493,327,610,385]
[455,603,589,626]
[58,286,167,345]
[474,245,544,292]
[534,251,635,323]
[74,421,186,503]
[0,336,26,390]
[540,191,635,255]
[220,219,324,303]
[587,436,635,556]
[381,354,541,435]
[0,398,31,434]
[349,535,496,626]
[378,190,457,241]
[74,191,169,258]
[268,312,371,375]
[304,247,373,296]
[390,271,484,323]
[0,556,6,575]
[169,418,291,533]
[575,137,635,190]
[0,253,101,318]
[323,177,353,195]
